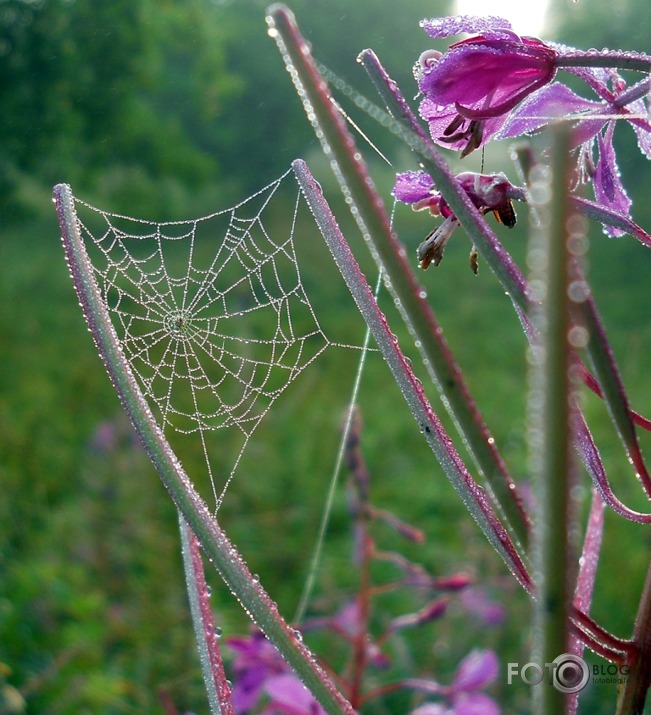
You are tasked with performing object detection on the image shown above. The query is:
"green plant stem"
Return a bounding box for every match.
[292,159,532,592]
[528,127,576,715]
[266,3,529,551]
[556,53,651,73]
[54,183,355,715]
[179,514,233,715]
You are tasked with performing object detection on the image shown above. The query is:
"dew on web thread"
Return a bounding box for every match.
[73,169,369,510]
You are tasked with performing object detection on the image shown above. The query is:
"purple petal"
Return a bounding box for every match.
[419,97,506,151]
[452,650,499,693]
[230,668,267,712]
[459,588,506,626]
[594,124,632,235]
[453,693,501,715]
[572,195,651,248]
[420,15,513,40]
[498,83,604,140]
[420,44,554,111]
[628,99,651,159]
[393,170,435,203]
[573,118,611,150]
[329,600,360,636]
[264,673,327,714]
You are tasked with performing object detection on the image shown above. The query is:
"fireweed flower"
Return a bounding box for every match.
[416,16,558,156]
[226,630,326,714]
[409,649,500,715]
[393,170,519,269]
[498,71,651,235]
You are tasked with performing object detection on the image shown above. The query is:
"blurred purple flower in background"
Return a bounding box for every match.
[227,631,326,714]
[459,587,506,627]
[410,649,500,715]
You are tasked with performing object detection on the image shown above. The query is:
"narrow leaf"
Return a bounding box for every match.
[54,183,355,715]
[293,159,532,593]
[267,3,530,548]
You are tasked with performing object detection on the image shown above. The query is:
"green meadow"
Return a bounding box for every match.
[2,0,651,712]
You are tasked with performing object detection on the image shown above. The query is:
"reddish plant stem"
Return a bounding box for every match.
[344,408,374,708]
[571,608,633,660]
[617,561,651,714]
[349,528,373,709]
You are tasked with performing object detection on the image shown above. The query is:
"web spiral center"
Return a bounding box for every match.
[163,309,196,340]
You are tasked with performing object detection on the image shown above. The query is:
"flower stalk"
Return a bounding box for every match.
[527,126,578,714]
[617,562,651,714]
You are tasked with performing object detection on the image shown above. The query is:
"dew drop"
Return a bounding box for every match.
[291,628,304,642]
[567,280,588,303]
[568,325,589,348]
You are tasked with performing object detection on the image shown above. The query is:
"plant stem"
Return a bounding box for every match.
[292,159,532,593]
[53,183,355,715]
[179,514,233,715]
[557,52,651,73]
[617,561,651,714]
[266,3,530,551]
[528,126,577,715]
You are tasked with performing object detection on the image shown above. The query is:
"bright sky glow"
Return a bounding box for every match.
[455,0,549,37]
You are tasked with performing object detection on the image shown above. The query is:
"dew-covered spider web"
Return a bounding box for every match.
[73,168,372,510]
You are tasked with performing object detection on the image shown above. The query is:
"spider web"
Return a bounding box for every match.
[74,169,367,509]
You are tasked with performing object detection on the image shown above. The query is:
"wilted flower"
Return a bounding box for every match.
[416,16,558,155]
[393,170,519,268]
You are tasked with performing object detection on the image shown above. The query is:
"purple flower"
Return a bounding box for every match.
[393,170,519,268]
[226,630,326,714]
[416,16,557,155]
[451,649,499,693]
[306,600,392,669]
[409,650,501,715]
[459,587,506,626]
[499,71,651,235]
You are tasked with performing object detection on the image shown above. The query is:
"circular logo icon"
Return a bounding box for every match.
[551,654,590,694]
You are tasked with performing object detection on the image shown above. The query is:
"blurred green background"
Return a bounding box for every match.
[2,0,651,712]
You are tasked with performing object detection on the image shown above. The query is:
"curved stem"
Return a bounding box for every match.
[613,77,651,109]
[54,183,355,715]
